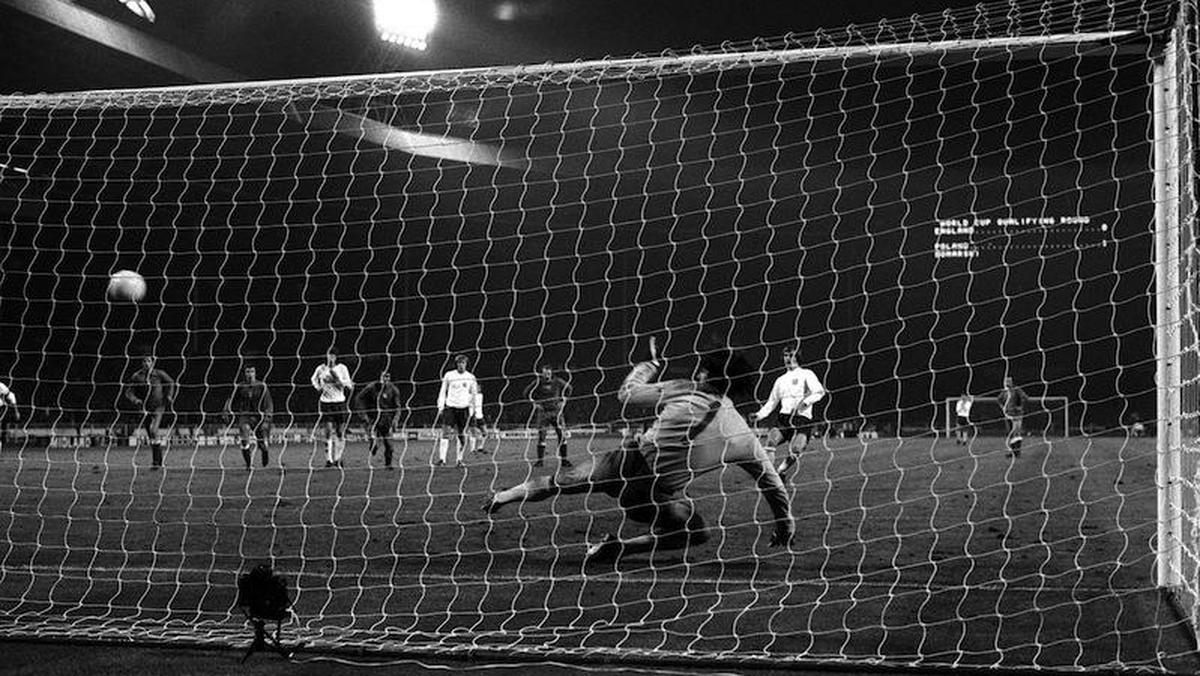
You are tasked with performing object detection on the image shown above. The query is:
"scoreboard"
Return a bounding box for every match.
[933,215,1111,260]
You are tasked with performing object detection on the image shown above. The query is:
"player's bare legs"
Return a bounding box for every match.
[335,415,349,467]
[382,433,394,468]
[434,426,447,466]
[534,424,547,467]
[248,418,270,468]
[372,419,395,469]
[533,417,568,468]
[586,499,709,564]
[484,453,707,564]
[257,424,270,467]
[436,407,469,467]
[777,428,809,476]
[467,417,487,456]
[239,420,254,469]
[364,418,378,458]
[484,475,561,513]
[534,421,563,467]
[454,427,466,468]
[436,419,467,468]
[1007,416,1024,458]
[764,428,786,473]
[144,409,165,468]
[553,418,570,467]
[757,421,805,478]
[323,419,336,467]
[484,454,601,513]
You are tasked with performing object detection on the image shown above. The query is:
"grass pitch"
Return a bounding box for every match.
[0,433,1196,671]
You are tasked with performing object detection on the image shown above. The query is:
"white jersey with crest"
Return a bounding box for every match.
[438,369,478,410]
[311,363,353,403]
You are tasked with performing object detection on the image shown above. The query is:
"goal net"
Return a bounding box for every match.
[942,396,1071,437]
[1,0,1198,671]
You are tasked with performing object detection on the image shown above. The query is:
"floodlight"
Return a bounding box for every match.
[374,0,437,51]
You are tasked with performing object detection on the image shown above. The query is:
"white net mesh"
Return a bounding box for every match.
[1,0,1198,670]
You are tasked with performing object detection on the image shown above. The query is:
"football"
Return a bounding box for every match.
[107,269,147,301]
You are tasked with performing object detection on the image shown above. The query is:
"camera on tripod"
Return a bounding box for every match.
[237,563,294,662]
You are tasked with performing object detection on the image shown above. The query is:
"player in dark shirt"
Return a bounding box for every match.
[227,365,274,469]
[526,364,572,468]
[124,355,177,469]
[355,370,402,469]
[998,376,1029,457]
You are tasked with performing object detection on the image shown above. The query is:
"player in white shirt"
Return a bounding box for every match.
[436,354,478,467]
[0,381,19,452]
[311,348,354,468]
[750,346,827,478]
[955,393,974,445]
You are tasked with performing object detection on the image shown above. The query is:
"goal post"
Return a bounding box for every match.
[1154,0,1200,645]
[943,395,1071,437]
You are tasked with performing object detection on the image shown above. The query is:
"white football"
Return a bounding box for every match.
[108,269,147,301]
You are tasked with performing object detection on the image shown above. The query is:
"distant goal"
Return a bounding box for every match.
[943,396,1071,437]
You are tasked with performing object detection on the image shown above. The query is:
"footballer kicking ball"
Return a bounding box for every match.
[108,269,147,301]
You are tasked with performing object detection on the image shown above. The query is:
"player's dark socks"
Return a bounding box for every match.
[558,444,568,459]
[777,453,799,477]
[482,497,496,514]
[150,442,163,467]
[536,444,545,461]
[260,447,269,467]
[241,446,252,469]
[324,460,334,468]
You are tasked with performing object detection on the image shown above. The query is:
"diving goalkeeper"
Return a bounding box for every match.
[484,336,794,563]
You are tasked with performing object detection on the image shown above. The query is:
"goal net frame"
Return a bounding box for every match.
[1,0,1199,672]
[1155,0,1200,651]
